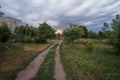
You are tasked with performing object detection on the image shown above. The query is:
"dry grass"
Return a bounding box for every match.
[0,41,55,80]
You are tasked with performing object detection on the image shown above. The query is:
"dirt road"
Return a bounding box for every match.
[15,42,57,80]
[54,41,66,80]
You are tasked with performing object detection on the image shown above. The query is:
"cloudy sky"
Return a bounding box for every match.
[1,0,120,31]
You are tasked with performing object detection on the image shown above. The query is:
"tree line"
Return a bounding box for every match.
[63,14,120,54]
[0,5,56,43]
[0,22,55,43]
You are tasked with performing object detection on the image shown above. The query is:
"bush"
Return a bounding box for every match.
[21,36,34,43]
[35,36,47,43]
[85,40,94,53]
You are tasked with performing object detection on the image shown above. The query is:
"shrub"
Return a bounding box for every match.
[21,36,34,43]
[85,40,94,53]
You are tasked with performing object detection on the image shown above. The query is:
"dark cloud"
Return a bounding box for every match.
[1,0,120,31]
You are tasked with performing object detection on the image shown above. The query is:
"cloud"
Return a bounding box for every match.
[66,0,97,16]
[83,21,93,26]
[1,0,120,31]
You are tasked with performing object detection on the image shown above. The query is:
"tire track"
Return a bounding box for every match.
[54,41,66,80]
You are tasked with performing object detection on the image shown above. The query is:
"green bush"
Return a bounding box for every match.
[35,36,47,43]
[85,40,94,53]
[21,36,34,43]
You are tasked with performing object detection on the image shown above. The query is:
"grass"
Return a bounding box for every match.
[33,44,58,80]
[0,42,55,80]
[61,39,120,80]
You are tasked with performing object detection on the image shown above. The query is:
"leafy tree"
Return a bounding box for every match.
[98,31,104,39]
[0,5,4,18]
[102,14,120,54]
[102,22,111,38]
[35,22,55,43]
[78,25,88,38]
[63,24,88,43]
[14,24,37,43]
[110,14,120,54]
[63,27,80,43]
[88,31,98,39]
[0,22,11,42]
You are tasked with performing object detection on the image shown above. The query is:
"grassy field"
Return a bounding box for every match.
[33,44,58,80]
[61,39,120,80]
[0,41,55,80]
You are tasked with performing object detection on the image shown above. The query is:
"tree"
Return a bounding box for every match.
[0,22,11,42]
[88,31,98,39]
[78,25,88,38]
[98,31,104,39]
[111,14,120,54]
[14,25,36,43]
[63,27,80,43]
[35,22,55,43]
[63,23,88,43]
[102,22,111,38]
[0,5,4,18]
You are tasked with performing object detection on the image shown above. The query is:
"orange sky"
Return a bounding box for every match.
[55,29,63,34]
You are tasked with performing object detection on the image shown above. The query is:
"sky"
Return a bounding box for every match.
[1,0,120,31]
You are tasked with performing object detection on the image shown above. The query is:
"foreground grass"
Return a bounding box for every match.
[0,42,54,80]
[61,39,120,80]
[33,44,58,80]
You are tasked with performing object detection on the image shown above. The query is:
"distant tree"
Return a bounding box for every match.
[14,25,37,43]
[88,31,98,39]
[110,14,120,54]
[102,22,111,38]
[0,22,11,42]
[98,31,104,39]
[14,25,25,36]
[63,23,88,43]
[35,22,55,43]
[102,22,109,31]
[78,25,88,38]
[63,27,80,43]
[0,5,4,18]
[56,33,61,39]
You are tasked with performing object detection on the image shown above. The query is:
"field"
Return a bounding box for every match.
[0,41,55,80]
[0,39,120,80]
[61,39,120,80]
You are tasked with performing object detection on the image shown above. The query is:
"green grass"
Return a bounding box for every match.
[61,39,120,80]
[0,42,53,80]
[33,44,58,80]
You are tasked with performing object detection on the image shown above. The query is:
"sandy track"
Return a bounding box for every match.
[54,41,66,80]
[15,42,57,80]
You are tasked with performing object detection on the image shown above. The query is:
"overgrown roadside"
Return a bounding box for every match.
[60,40,120,80]
[0,41,55,80]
